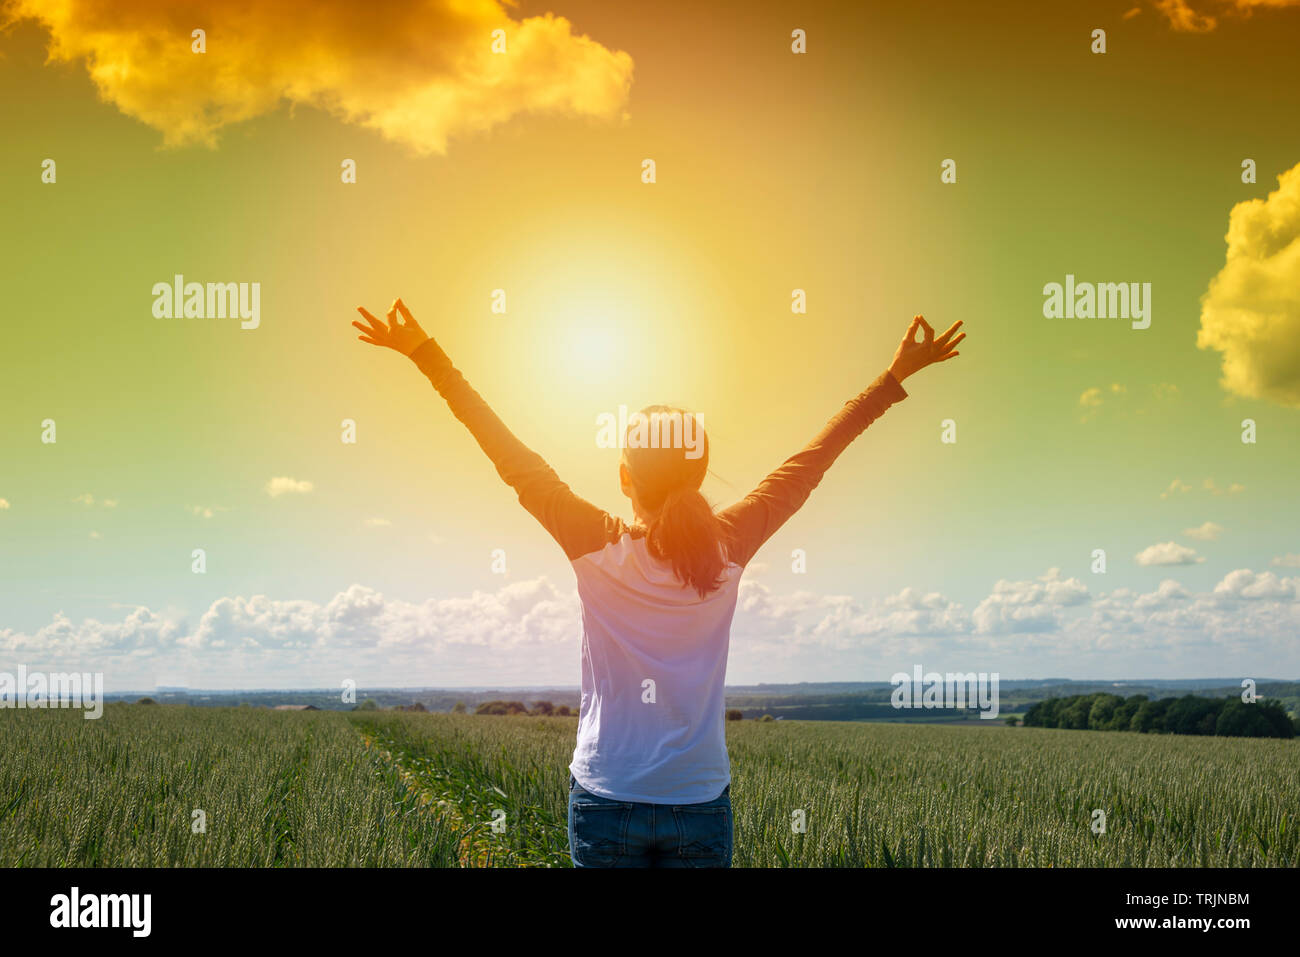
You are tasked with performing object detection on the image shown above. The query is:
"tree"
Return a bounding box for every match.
[356,698,378,711]
[1258,699,1297,738]
[1130,697,1168,733]
[1004,715,1019,727]
[1107,695,1145,731]
[1087,694,1124,731]
[1022,699,1057,728]
[451,700,467,714]
[1216,699,1297,739]
[1215,699,1275,737]
[531,700,555,716]
[136,697,156,705]
[555,705,571,716]
[758,713,775,722]
[1056,695,1092,730]
[1164,695,1222,736]
[726,709,743,721]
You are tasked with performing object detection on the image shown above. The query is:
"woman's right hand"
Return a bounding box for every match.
[888,315,964,383]
[352,298,431,357]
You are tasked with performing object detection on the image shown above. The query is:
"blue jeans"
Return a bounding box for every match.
[567,774,733,868]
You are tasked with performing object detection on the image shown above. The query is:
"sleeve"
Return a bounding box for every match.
[716,369,908,568]
[409,337,623,561]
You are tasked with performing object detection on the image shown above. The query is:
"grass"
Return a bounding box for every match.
[2,705,1294,867]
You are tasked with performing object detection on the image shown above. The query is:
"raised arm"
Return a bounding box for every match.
[352,299,620,561]
[718,315,963,567]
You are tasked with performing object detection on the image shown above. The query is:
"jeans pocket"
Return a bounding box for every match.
[570,801,632,867]
[671,805,733,867]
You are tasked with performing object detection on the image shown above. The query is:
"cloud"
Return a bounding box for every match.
[1272,553,1300,567]
[1,578,587,686]
[1213,568,1297,599]
[5,0,634,156]
[1133,578,1194,609]
[1160,477,1243,499]
[1197,162,1300,407]
[188,504,230,518]
[1135,541,1205,566]
[1,605,187,660]
[972,568,1090,635]
[364,517,392,527]
[1184,521,1224,541]
[1152,0,1300,32]
[5,568,1299,684]
[181,578,582,655]
[1077,383,1128,421]
[265,476,313,497]
[1080,382,1179,423]
[1154,0,1220,30]
[72,492,118,508]
[0,498,9,510]
[1082,384,1125,404]
[1203,478,1245,496]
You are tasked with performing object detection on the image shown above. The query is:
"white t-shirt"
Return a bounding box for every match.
[569,533,742,803]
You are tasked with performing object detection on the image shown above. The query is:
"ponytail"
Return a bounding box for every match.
[623,404,731,597]
[644,485,733,598]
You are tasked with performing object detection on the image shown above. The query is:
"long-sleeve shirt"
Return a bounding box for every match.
[410,336,907,803]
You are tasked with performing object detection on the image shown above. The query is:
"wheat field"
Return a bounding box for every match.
[2,705,1294,867]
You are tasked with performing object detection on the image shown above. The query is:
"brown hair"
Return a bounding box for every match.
[623,405,732,598]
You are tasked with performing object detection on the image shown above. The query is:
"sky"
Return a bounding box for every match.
[1,0,1299,690]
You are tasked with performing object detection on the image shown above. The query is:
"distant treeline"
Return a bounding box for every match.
[473,700,572,717]
[1023,693,1297,738]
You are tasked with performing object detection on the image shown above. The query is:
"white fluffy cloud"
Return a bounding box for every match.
[4,567,1299,686]
[1184,521,1224,541]
[265,476,313,497]
[1213,568,1297,599]
[971,568,1089,634]
[1135,542,1205,566]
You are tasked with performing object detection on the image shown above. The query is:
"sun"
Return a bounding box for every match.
[559,314,621,373]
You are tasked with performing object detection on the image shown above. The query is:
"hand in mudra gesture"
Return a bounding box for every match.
[888,315,964,383]
[353,298,430,357]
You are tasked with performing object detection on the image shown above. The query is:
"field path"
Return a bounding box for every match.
[358,726,557,868]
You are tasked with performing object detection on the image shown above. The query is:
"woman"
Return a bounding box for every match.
[352,299,964,867]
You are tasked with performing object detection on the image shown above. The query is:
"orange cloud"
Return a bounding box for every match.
[1151,0,1300,32]
[4,0,634,154]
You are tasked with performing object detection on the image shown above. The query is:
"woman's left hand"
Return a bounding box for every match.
[352,298,430,356]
